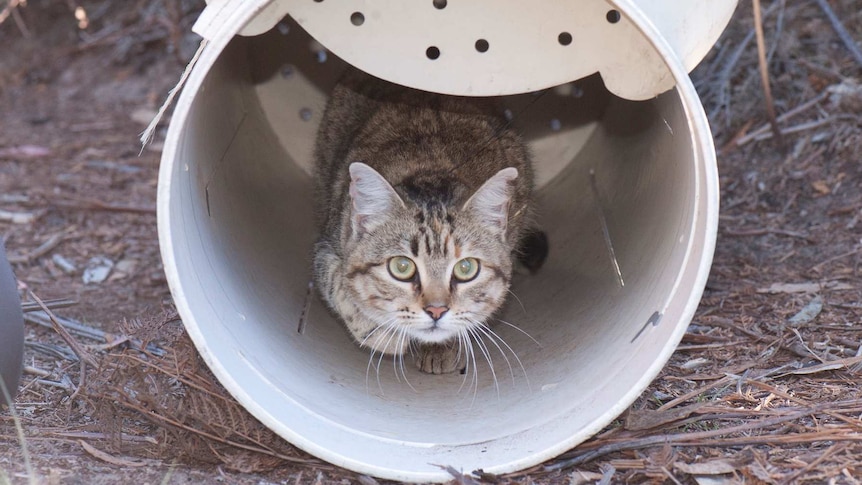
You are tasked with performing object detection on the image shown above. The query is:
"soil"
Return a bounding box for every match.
[2,0,862,483]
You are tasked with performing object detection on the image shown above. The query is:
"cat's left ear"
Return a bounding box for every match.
[463,167,518,237]
[348,162,405,237]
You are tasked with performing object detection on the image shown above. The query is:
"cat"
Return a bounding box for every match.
[312,69,545,375]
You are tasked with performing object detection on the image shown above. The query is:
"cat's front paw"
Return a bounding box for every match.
[416,343,463,375]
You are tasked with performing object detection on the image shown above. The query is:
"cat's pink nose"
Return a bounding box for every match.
[424,305,449,321]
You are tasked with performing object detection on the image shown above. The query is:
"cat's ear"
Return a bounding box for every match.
[348,162,404,237]
[463,167,518,236]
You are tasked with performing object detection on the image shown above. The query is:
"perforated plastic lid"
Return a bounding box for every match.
[195,0,737,100]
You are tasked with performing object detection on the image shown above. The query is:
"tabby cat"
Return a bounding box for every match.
[312,70,544,375]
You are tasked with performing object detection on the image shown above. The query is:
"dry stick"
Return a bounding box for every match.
[752,0,782,143]
[744,117,836,144]
[812,246,862,272]
[746,378,862,431]
[20,298,77,313]
[106,386,318,466]
[709,1,783,121]
[23,311,165,356]
[723,227,815,242]
[547,402,838,471]
[814,0,862,70]
[736,92,828,145]
[778,442,845,485]
[9,0,29,38]
[656,376,732,412]
[50,198,156,214]
[28,291,97,368]
[7,233,68,264]
[0,378,37,485]
[115,353,234,403]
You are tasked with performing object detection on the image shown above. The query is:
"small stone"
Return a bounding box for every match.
[82,256,114,284]
[51,254,77,275]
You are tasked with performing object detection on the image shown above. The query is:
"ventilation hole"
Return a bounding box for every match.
[276,22,290,35]
[558,32,572,46]
[350,11,365,26]
[316,50,327,63]
[300,108,312,121]
[606,9,621,23]
[550,119,562,131]
[426,46,441,60]
[280,65,295,78]
[433,0,447,9]
[503,109,514,121]
[571,85,584,98]
[475,39,489,53]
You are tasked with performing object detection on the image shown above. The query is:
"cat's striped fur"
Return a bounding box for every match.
[312,70,536,374]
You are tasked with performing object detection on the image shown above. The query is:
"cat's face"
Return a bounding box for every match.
[340,163,517,345]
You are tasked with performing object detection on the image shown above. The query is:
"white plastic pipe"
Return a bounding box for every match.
[158,0,726,481]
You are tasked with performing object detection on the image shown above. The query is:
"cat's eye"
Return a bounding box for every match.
[388,256,417,281]
[452,257,480,282]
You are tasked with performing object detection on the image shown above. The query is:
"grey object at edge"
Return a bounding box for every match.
[0,241,23,405]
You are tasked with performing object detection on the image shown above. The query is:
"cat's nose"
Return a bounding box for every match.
[424,305,449,321]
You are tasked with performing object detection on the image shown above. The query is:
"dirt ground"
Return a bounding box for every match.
[2,0,862,483]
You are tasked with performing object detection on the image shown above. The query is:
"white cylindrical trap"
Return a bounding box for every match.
[158,0,736,481]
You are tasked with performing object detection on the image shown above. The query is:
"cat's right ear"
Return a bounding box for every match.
[348,162,404,237]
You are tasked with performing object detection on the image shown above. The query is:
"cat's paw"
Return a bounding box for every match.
[416,343,463,375]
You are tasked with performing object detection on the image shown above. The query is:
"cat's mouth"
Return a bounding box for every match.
[410,323,457,343]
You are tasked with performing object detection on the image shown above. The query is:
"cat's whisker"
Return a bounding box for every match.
[465,329,480,407]
[505,288,527,315]
[359,318,394,348]
[391,328,402,384]
[373,322,401,393]
[468,326,500,399]
[492,317,541,347]
[471,320,517,387]
[475,320,530,390]
[408,337,418,358]
[396,327,417,392]
[364,320,390,389]
[456,329,470,394]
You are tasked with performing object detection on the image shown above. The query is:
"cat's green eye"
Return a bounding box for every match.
[388,256,417,281]
[452,257,480,282]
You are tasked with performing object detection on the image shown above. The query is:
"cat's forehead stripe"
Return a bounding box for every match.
[345,262,380,279]
[410,236,419,257]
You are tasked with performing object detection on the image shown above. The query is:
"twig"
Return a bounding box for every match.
[778,443,845,485]
[752,0,782,142]
[657,376,733,412]
[24,341,78,361]
[9,0,30,38]
[23,311,165,356]
[50,198,156,214]
[812,246,862,272]
[740,117,836,144]
[28,291,97,367]
[22,366,51,378]
[48,431,158,444]
[723,227,815,243]
[7,233,71,264]
[105,386,317,466]
[0,377,36,485]
[814,0,862,70]
[20,298,77,313]
[547,402,841,470]
[735,92,829,145]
